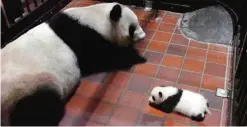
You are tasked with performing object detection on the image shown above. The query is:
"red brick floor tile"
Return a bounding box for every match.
[144,51,163,64]
[165,11,181,17]
[133,10,148,19]
[66,1,79,8]
[170,34,189,46]
[86,101,114,124]
[207,50,227,65]
[137,48,144,56]
[176,84,199,93]
[153,31,172,42]
[82,73,108,83]
[189,40,208,49]
[195,109,221,126]
[156,66,180,83]
[186,47,207,60]
[205,62,226,78]
[166,44,187,57]
[147,41,168,53]
[174,27,181,34]
[65,97,91,116]
[134,63,159,77]
[178,70,201,87]
[98,85,123,104]
[109,72,131,88]
[118,90,145,110]
[59,116,75,126]
[228,54,232,67]
[227,67,232,80]
[137,113,164,126]
[209,44,228,53]
[183,58,204,73]
[73,2,87,7]
[166,113,192,123]
[200,89,223,110]
[145,21,159,30]
[128,74,153,93]
[158,23,176,33]
[136,39,150,49]
[79,0,99,4]
[142,97,166,117]
[164,119,192,126]
[147,11,165,22]
[221,99,228,126]
[202,75,225,91]
[162,15,178,24]
[144,29,155,39]
[162,54,183,69]
[80,120,105,126]
[108,106,139,126]
[75,80,102,98]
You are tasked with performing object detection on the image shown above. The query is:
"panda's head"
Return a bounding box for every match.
[149,86,178,104]
[109,3,146,46]
[63,2,146,46]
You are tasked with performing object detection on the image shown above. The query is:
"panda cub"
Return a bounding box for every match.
[149,86,211,121]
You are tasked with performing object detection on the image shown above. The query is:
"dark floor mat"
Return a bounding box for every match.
[180,6,233,45]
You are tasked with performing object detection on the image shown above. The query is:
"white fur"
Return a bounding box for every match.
[1,3,145,125]
[1,23,81,125]
[63,2,146,46]
[149,86,211,117]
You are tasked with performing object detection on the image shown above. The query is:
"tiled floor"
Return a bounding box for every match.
[60,0,232,126]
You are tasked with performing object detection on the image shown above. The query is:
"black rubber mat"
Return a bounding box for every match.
[180,6,233,45]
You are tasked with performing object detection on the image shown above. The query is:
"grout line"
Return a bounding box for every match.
[105,72,135,125]
[174,37,190,87]
[220,45,231,126]
[135,58,227,79]
[106,10,160,125]
[141,11,165,75]
[141,31,229,54]
[198,42,209,93]
[220,99,225,126]
[141,48,228,66]
[134,10,166,126]
[153,12,175,79]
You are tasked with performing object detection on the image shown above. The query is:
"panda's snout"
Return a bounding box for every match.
[133,27,146,42]
[135,32,146,42]
[148,96,153,103]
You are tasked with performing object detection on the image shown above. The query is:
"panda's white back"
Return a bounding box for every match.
[175,89,207,116]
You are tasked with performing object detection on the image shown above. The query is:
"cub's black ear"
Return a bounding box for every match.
[110,4,122,22]
[159,92,162,98]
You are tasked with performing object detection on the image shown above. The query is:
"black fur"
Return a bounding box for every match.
[149,89,183,113]
[191,114,205,122]
[158,91,162,98]
[110,4,122,21]
[10,86,65,126]
[47,12,146,77]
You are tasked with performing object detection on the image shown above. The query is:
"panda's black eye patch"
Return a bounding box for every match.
[129,24,136,38]
[152,96,155,101]
[159,92,162,98]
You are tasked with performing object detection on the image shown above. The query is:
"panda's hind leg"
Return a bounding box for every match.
[10,86,65,126]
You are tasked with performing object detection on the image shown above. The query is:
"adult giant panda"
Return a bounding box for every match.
[1,2,146,126]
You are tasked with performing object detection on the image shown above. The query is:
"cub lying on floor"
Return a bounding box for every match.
[149,86,211,121]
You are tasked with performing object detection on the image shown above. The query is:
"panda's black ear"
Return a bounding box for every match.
[159,92,163,98]
[110,4,122,22]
